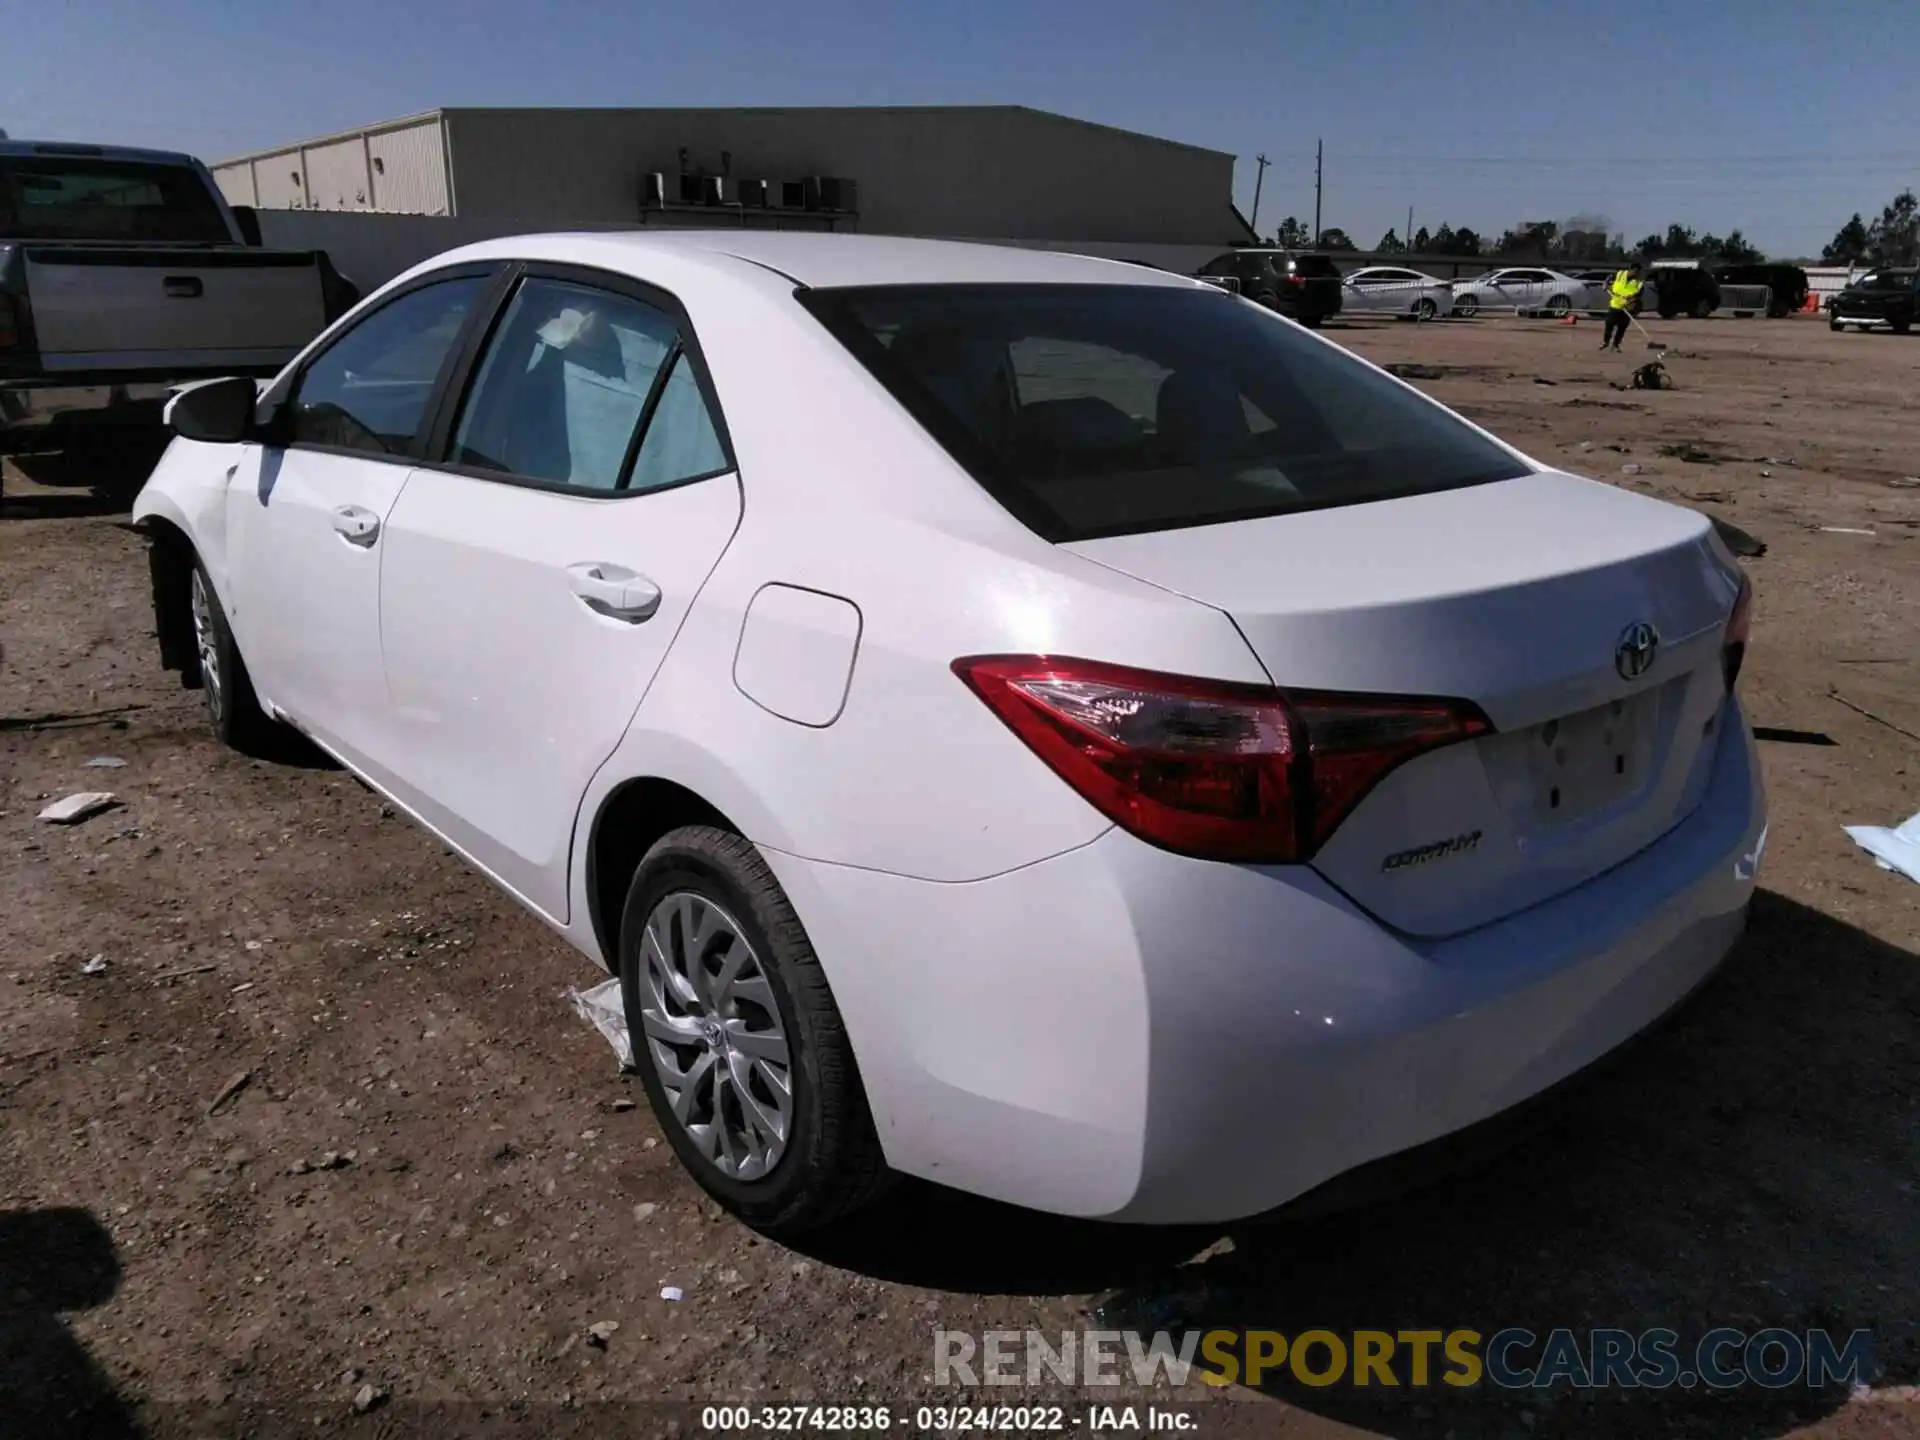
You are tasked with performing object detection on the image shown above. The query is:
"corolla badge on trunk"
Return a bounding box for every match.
[1614,620,1660,681]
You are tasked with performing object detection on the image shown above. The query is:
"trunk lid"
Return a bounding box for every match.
[1065,470,1741,937]
[22,246,327,374]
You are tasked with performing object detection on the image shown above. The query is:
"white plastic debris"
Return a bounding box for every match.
[660,1286,684,1302]
[81,954,109,976]
[565,978,634,1071]
[1819,526,1875,536]
[38,792,118,824]
[1844,811,1920,886]
[84,756,127,769]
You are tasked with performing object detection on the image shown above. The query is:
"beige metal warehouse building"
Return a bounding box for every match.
[211,106,1253,248]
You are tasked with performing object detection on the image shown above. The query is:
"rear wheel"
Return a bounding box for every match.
[1830,317,1843,332]
[1658,307,1679,321]
[1546,294,1572,317]
[189,562,276,753]
[1251,289,1282,311]
[619,826,890,1235]
[1893,317,1912,336]
[1690,299,1714,319]
[1414,297,1438,321]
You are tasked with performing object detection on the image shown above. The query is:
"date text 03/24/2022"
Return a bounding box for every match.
[699,1404,1199,1433]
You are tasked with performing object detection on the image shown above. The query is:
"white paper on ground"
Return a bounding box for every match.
[1843,810,1920,885]
[38,792,118,824]
[566,977,635,1071]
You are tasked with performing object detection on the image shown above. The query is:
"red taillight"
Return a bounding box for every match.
[952,655,1489,863]
[1722,571,1752,691]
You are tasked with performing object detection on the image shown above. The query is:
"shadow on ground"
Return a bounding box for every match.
[807,889,1917,1437]
[0,1207,142,1438]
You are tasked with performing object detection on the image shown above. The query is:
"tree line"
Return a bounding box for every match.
[1259,189,1920,267]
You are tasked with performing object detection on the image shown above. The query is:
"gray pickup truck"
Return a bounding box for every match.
[0,138,358,489]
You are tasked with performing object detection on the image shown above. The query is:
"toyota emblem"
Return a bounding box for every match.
[1615,621,1660,681]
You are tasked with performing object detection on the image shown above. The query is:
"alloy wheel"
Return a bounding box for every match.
[637,891,793,1181]
[190,570,224,721]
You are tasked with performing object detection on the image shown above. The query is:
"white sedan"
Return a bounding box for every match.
[1451,266,1599,317]
[1341,265,1454,320]
[134,232,1764,1234]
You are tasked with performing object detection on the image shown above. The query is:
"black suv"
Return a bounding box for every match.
[1195,249,1343,327]
[1646,263,1722,319]
[1830,268,1920,333]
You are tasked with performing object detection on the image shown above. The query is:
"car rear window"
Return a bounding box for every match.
[797,283,1527,542]
[1288,255,1342,278]
[0,156,230,244]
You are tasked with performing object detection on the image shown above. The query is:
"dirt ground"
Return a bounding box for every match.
[2,313,1916,1440]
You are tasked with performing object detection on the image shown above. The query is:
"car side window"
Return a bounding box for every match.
[289,276,487,457]
[628,351,730,491]
[450,276,684,491]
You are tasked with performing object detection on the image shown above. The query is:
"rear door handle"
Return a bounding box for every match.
[566,562,661,623]
[163,276,204,299]
[331,505,380,547]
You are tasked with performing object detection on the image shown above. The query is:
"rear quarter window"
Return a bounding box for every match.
[798,283,1528,541]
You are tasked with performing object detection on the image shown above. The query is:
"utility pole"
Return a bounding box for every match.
[1313,139,1323,245]
[1250,153,1270,237]
[1407,205,1414,251]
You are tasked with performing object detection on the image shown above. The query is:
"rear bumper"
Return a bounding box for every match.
[767,695,1766,1223]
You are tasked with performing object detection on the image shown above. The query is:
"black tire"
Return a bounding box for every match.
[1658,307,1679,321]
[1690,299,1714,320]
[1830,317,1843,332]
[619,825,890,1236]
[1454,294,1479,318]
[1298,312,1326,329]
[1414,297,1438,321]
[188,561,276,753]
[1546,294,1572,317]
[1251,289,1281,311]
[1893,317,1912,336]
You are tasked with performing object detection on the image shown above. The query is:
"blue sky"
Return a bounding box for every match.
[6,0,1916,258]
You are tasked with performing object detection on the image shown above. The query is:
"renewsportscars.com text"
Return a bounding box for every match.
[934,1327,1874,1390]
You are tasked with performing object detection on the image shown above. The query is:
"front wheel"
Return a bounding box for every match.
[620,826,890,1236]
[189,562,276,753]
[1453,294,1479,318]
[1691,299,1714,319]
[1893,317,1912,336]
[1414,297,1438,321]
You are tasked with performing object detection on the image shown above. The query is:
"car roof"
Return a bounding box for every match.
[433,230,1206,291]
[0,138,203,167]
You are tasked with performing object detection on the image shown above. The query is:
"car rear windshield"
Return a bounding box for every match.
[1854,270,1915,290]
[0,156,230,244]
[1288,255,1342,278]
[797,283,1528,541]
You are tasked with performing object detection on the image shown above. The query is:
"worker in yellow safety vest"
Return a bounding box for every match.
[1602,261,1645,352]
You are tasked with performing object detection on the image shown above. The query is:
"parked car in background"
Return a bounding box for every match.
[1645,261,1721,319]
[1829,267,1920,333]
[0,138,359,492]
[1195,248,1343,327]
[135,231,1762,1236]
[1341,265,1452,320]
[1449,268,1597,317]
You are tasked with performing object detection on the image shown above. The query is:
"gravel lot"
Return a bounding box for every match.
[3,313,1916,1440]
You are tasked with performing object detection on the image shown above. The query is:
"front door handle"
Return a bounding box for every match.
[331,505,380,547]
[566,562,661,623]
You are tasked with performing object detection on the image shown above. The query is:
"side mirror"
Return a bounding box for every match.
[230,205,264,247]
[166,376,259,443]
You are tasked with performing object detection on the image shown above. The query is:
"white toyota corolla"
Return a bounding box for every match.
[133,232,1764,1235]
